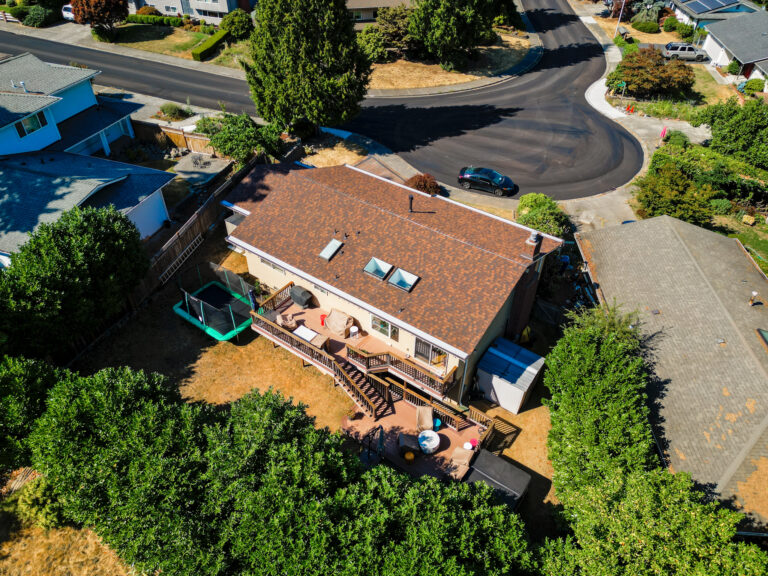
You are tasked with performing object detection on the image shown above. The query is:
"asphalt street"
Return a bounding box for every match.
[0,0,643,199]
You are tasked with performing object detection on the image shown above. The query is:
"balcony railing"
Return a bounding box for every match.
[258,281,293,311]
[250,310,379,419]
[347,345,457,397]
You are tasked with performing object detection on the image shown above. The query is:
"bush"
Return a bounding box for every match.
[159,101,190,120]
[220,7,252,40]
[710,198,733,214]
[17,476,67,530]
[6,0,16,6]
[694,98,768,170]
[516,193,571,237]
[606,48,695,97]
[8,4,29,19]
[124,13,183,26]
[635,163,715,225]
[191,28,228,61]
[726,59,741,75]
[376,4,414,56]
[663,129,689,148]
[405,173,441,195]
[207,113,283,164]
[632,21,659,33]
[195,115,224,135]
[744,78,765,95]
[200,23,214,34]
[357,24,389,63]
[492,0,524,29]
[675,21,694,41]
[23,4,55,26]
[662,15,677,31]
[136,4,160,14]
[613,34,639,56]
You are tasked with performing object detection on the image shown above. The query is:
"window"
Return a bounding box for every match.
[14,111,47,139]
[165,5,174,11]
[388,268,419,292]
[259,256,285,274]
[319,238,343,261]
[352,10,362,19]
[313,284,328,296]
[414,338,447,367]
[371,315,398,341]
[363,257,392,280]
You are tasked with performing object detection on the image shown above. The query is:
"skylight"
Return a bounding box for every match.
[364,257,393,280]
[319,238,343,261]
[388,268,419,292]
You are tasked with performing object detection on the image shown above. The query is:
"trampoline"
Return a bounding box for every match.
[173,262,259,341]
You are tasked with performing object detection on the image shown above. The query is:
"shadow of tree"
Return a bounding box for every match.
[525,8,581,34]
[534,41,606,72]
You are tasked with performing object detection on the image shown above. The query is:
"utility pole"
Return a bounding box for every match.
[614,0,628,39]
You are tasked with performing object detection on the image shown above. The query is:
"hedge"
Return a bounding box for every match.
[632,21,659,33]
[191,29,228,61]
[124,14,184,26]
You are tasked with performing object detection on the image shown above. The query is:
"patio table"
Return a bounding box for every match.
[293,324,318,342]
[418,430,440,454]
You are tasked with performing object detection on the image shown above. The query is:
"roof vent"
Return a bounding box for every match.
[388,268,419,292]
[19,81,27,93]
[364,257,392,280]
[522,232,542,260]
[319,238,343,261]
[409,194,414,213]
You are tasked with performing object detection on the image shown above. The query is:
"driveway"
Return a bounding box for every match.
[0,0,642,199]
[345,0,643,199]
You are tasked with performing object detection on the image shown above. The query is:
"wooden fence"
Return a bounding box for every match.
[132,120,215,154]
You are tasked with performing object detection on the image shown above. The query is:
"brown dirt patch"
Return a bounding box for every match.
[369,34,530,90]
[77,227,355,431]
[593,16,680,44]
[736,456,768,522]
[0,526,130,576]
[304,138,368,168]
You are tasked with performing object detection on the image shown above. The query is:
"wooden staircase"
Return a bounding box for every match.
[338,360,390,419]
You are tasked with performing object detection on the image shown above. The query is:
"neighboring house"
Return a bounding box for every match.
[577,216,768,528]
[223,163,561,422]
[669,0,758,28]
[349,0,412,29]
[702,11,768,79]
[0,151,175,266]
[0,53,139,156]
[128,0,255,24]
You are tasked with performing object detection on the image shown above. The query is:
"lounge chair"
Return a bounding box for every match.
[325,308,354,338]
[276,313,297,330]
[449,446,475,480]
[398,432,420,456]
[416,406,433,433]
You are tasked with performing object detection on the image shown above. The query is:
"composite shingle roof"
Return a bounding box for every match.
[0,52,99,97]
[706,11,768,65]
[0,151,174,254]
[0,92,59,128]
[226,164,562,355]
[577,216,768,527]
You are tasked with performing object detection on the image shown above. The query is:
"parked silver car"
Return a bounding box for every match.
[661,42,706,61]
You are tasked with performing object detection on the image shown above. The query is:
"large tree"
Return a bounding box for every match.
[694,98,768,171]
[606,48,694,98]
[71,0,128,40]
[0,206,148,361]
[245,0,370,132]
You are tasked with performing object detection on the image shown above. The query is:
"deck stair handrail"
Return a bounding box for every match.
[467,405,494,430]
[250,309,379,418]
[347,344,457,396]
[258,281,294,311]
[379,374,473,431]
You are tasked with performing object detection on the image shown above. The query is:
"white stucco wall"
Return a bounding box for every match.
[674,7,692,24]
[49,81,97,124]
[703,34,731,67]
[0,108,60,154]
[126,188,170,239]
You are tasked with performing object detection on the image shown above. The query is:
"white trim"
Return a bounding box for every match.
[344,163,564,245]
[220,200,251,216]
[227,234,469,360]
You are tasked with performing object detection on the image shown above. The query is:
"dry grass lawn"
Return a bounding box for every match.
[116,24,209,60]
[304,137,368,168]
[592,15,680,44]
[369,34,530,90]
[77,228,355,431]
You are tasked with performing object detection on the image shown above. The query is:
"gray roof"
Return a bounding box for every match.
[706,11,768,64]
[0,92,59,128]
[48,97,142,151]
[577,216,768,527]
[347,0,412,9]
[674,0,757,20]
[0,53,99,97]
[0,151,175,254]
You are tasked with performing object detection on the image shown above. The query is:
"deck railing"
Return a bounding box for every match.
[259,281,294,311]
[347,345,457,396]
[250,310,378,418]
[468,405,494,430]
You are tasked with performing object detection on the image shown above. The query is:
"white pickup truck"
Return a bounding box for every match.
[640,42,707,61]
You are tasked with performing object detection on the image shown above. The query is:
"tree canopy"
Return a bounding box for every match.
[197,113,283,165]
[0,206,148,361]
[220,8,254,40]
[245,0,370,131]
[606,48,694,98]
[694,98,768,171]
[71,0,128,38]
[516,193,571,238]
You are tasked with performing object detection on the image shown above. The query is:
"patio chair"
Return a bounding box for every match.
[398,432,420,457]
[276,313,297,331]
[449,446,475,480]
[325,308,354,338]
[416,406,434,433]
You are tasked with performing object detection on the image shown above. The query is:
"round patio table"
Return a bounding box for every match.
[418,430,440,454]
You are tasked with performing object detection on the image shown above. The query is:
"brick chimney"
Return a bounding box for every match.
[521,231,542,260]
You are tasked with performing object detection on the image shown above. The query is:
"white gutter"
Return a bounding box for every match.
[227,234,469,360]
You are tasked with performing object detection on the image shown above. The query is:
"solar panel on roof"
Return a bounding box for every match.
[699,0,721,10]
[687,1,710,13]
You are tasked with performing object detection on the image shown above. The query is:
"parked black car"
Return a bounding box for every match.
[457,166,517,196]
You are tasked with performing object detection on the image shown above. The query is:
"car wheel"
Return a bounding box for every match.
[696,55,703,61]
[671,54,678,60]
[494,188,504,197]
[461,181,471,190]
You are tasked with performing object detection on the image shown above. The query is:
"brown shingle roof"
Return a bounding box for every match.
[227,165,561,355]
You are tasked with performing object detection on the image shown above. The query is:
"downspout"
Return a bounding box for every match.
[458,354,471,407]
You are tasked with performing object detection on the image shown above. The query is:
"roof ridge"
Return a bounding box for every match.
[297,167,530,268]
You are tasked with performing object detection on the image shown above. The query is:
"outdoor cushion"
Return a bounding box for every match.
[325,308,353,337]
[398,432,420,456]
[449,446,475,480]
[416,406,433,433]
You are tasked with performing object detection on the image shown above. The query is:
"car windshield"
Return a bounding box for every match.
[666,43,674,50]
[490,172,505,183]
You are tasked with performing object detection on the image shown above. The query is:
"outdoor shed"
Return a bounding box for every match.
[464,449,531,510]
[475,338,544,414]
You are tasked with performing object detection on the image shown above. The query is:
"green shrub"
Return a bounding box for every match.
[663,129,689,148]
[23,4,55,26]
[8,4,29,19]
[632,21,659,33]
[726,59,741,75]
[195,115,224,135]
[376,4,414,56]
[606,48,695,97]
[744,78,765,95]
[200,23,215,34]
[613,34,639,56]
[710,198,733,214]
[191,28,228,61]
[136,4,160,14]
[220,8,252,40]
[516,193,571,237]
[124,13,182,26]
[357,24,389,63]
[17,476,67,530]
[675,21,694,41]
[662,15,677,31]
[635,163,715,225]
[695,98,768,171]
[159,101,191,120]
[6,0,16,6]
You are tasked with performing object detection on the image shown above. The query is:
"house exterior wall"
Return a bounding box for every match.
[125,188,170,239]
[703,34,732,66]
[128,0,243,23]
[674,7,693,24]
[0,108,59,154]
[243,250,462,379]
[50,81,97,124]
